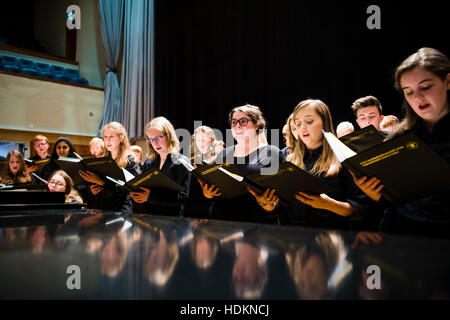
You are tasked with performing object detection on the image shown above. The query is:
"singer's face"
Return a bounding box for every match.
[55,141,70,158]
[103,129,122,153]
[147,128,168,155]
[195,132,212,154]
[230,111,258,142]
[294,105,324,151]
[400,67,450,125]
[8,155,21,175]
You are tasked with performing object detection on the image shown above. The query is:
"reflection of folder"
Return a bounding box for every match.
[324,130,450,204]
[106,167,184,193]
[55,156,125,185]
[339,125,385,152]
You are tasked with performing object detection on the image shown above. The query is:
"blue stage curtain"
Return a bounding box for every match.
[122,0,155,140]
[97,0,124,135]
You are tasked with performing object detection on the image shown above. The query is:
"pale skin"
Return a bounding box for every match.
[27,139,50,173]
[129,128,169,204]
[356,105,384,131]
[79,128,124,194]
[294,105,354,217]
[8,155,21,176]
[198,111,279,212]
[352,68,450,201]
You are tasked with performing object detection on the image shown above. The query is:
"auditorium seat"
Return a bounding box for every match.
[50,65,65,81]
[18,58,38,76]
[77,77,89,86]
[63,68,80,83]
[35,62,52,78]
[0,55,21,73]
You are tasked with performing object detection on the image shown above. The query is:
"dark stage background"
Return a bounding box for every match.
[155,0,448,145]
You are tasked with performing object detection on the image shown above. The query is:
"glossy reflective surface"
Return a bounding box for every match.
[0,210,450,299]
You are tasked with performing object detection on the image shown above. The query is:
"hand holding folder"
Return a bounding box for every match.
[323,130,450,204]
[55,156,125,185]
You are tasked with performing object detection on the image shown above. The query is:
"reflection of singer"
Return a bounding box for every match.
[232,241,268,299]
[285,232,347,299]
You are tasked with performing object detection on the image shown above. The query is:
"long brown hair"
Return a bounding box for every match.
[288,99,340,177]
[0,150,31,184]
[228,104,268,145]
[389,47,450,139]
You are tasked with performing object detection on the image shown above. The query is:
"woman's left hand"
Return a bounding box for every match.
[79,170,105,186]
[248,187,279,212]
[295,192,333,210]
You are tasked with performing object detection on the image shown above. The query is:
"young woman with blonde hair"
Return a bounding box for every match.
[79,121,139,212]
[130,117,191,216]
[283,99,367,230]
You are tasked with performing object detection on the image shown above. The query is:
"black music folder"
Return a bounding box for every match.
[339,125,385,152]
[55,156,125,185]
[191,162,333,203]
[25,157,50,174]
[324,130,450,204]
[106,167,184,193]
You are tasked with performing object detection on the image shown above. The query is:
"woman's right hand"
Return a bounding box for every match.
[130,187,151,203]
[197,179,222,199]
[349,170,383,202]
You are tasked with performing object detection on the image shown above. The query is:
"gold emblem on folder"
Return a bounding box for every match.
[406,141,419,149]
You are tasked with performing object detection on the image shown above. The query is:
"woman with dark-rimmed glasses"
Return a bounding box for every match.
[198,104,285,224]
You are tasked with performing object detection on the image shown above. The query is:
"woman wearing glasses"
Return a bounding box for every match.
[198,104,285,224]
[79,122,139,212]
[48,170,83,203]
[129,117,191,216]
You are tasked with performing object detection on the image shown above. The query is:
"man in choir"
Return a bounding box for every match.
[351,96,386,134]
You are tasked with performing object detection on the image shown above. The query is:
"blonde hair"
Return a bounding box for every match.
[336,121,355,138]
[32,134,48,145]
[48,170,83,203]
[284,113,297,151]
[288,99,340,177]
[101,122,132,168]
[0,150,32,184]
[145,117,180,160]
[380,115,399,130]
[89,137,105,148]
[191,126,217,163]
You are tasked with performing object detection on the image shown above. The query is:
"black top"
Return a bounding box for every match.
[82,155,139,213]
[379,113,450,237]
[283,145,368,231]
[132,153,191,216]
[207,144,286,224]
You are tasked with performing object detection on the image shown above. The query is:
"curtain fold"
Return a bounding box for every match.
[97,0,124,134]
[122,0,155,140]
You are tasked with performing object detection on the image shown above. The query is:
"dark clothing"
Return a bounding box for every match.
[41,137,77,181]
[282,145,368,231]
[84,155,139,213]
[207,144,286,224]
[132,153,191,217]
[379,114,450,238]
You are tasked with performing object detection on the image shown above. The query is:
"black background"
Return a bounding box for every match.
[155,0,448,143]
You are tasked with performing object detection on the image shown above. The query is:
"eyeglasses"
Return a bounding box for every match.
[35,143,48,147]
[147,133,166,144]
[230,118,251,127]
[49,181,65,188]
